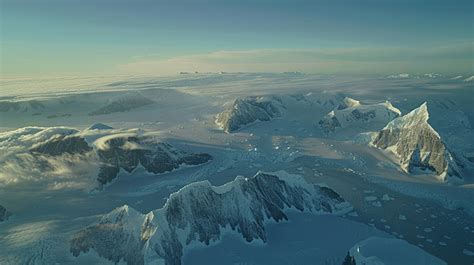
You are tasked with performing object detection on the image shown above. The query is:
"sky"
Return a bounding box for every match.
[0,0,473,77]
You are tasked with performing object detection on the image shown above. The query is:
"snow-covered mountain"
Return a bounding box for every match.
[0,126,212,187]
[89,93,155,116]
[319,97,401,134]
[344,237,446,265]
[372,103,463,181]
[94,134,212,184]
[87,123,114,130]
[70,171,352,265]
[216,96,285,133]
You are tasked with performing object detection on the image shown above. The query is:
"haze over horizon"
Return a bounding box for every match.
[1,0,473,77]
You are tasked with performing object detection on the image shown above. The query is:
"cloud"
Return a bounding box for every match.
[0,127,99,190]
[118,43,473,75]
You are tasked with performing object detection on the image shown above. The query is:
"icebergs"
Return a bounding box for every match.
[319,97,400,134]
[70,171,352,265]
[372,102,463,181]
[347,237,446,265]
[216,96,284,133]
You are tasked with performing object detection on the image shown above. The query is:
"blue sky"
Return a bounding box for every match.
[0,0,472,77]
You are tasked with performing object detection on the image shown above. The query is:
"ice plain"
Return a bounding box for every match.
[0,73,473,265]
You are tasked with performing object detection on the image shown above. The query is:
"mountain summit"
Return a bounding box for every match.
[372,103,462,181]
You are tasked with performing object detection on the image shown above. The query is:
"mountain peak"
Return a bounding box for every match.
[372,102,462,181]
[87,123,113,130]
[384,102,429,131]
[337,97,361,110]
[319,98,400,135]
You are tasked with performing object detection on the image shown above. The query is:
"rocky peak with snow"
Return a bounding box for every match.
[216,96,284,133]
[95,135,212,184]
[87,123,114,130]
[372,103,462,181]
[30,134,92,156]
[337,97,361,110]
[70,171,352,265]
[319,97,401,134]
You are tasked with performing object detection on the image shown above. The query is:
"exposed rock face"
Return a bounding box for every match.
[372,103,462,180]
[347,237,446,265]
[216,96,284,133]
[96,135,212,184]
[70,171,352,265]
[89,94,154,116]
[342,252,356,265]
[0,205,10,222]
[319,97,400,134]
[319,110,341,133]
[30,135,92,156]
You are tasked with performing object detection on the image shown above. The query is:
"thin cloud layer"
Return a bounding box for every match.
[119,43,473,75]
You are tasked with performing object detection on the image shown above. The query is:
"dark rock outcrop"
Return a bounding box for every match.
[30,135,92,156]
[342,252,357,265]
[0,205,10,222]
[96,136,212,184]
